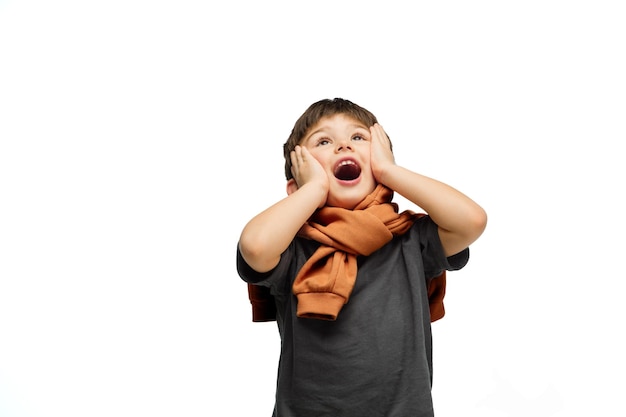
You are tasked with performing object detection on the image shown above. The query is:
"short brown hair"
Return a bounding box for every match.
[283,98,383,180]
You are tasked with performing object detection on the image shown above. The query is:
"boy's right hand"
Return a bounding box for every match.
[290,145,329,208]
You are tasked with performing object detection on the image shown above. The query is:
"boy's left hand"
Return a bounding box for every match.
[370,123,396,185]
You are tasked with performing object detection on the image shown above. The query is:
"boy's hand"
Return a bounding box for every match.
[290,145,329,207]
[370,123,396,185]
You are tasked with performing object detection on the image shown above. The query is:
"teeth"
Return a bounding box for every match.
[339,160,356,166]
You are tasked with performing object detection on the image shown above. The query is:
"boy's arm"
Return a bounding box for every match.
[370,124,487,257]
[238,146,328,273]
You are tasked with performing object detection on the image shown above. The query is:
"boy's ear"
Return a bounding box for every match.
[286,178,298,195]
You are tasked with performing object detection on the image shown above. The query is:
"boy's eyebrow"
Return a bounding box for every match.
[306,127,326,139]
[303,127,331,144]
[305,124,369,141]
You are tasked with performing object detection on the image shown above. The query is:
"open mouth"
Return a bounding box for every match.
[333,159,361,181]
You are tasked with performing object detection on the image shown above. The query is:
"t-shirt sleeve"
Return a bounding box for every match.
[414,215,470,279]
[236,242,293,286]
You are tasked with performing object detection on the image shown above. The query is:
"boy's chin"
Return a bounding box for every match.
[327,185,376,209]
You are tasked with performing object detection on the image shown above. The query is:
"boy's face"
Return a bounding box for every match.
[301,113,377,209]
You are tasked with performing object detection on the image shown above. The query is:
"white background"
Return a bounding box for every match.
[1,1,625,416]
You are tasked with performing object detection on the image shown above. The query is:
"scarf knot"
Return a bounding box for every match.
[293,185,420,320]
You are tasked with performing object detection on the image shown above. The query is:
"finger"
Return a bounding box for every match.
[290,149,300,171]
[374,124,387,141]
[290,151,301,186]
[371,124,382,140]
[373,124,391,147]
[299,145,311,161]
[292,146,303,163]
[298,145,309,162]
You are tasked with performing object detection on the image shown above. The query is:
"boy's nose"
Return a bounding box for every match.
[335,140,352,152]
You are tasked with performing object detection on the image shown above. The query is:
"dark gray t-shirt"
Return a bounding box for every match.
[237,215,469,417]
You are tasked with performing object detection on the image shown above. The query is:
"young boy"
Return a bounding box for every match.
[236,98,487,417]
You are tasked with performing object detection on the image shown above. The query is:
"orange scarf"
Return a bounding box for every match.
[247,185,447,322]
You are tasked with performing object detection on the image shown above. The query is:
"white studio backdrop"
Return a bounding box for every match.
[1,1,625,416]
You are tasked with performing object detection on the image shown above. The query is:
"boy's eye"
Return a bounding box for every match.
[317,138,331,146]
[352,135,365,141]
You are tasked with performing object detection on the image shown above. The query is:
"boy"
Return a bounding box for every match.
[236,98,487,417]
